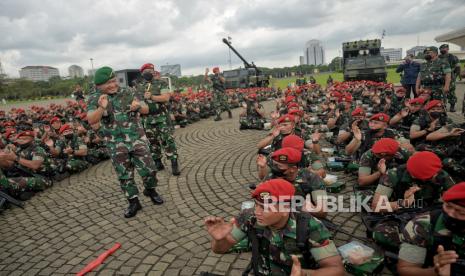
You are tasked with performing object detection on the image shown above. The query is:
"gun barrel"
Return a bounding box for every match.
[222,38,254,69]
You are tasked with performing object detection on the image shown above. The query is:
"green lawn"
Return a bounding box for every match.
[271,68,402,89]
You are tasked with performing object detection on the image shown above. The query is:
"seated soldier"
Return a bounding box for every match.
[55,124,89,174]
[397,182,465,275]
[263,147,327,218]
[204,179,344,276]
[370,151,455,249]
[0,131,51,198]
[410,100,452,146]
[389,97,426,139]
[257,114,296,151]
[336,107,367,146]
[239,93,265,130]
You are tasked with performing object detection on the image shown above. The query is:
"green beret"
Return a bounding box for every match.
[94,66,115,85]
[439,44,449,49]
[424,46,438,53]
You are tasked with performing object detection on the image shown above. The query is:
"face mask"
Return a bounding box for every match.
[440,50,447,55]
[269,162,287,178]
[142,72,153,81]
[64,134,73,139]
[16,142,31,149]
[396,95,404,101]
[442,211,465,233]
[369,128,381,134]
[430,112,443,119]
[424,54,432,61]
[337,103,345,110]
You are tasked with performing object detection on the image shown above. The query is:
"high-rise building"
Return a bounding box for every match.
[19,66,60,81]
[406,46,427,57]
[380,47,402,61]
[299,56,305,65]
[87,69,97,76]
[303,40,325,66]
[160,64,181,77]
[68,65,84,78]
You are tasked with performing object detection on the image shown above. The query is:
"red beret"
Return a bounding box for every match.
[288,109,304,117]
[277,114,295,124]
[78,113,87,120]
[4,129,16,140]
[330,91,342,99]
[15,130,34,139]
[396,87,406,93]
[251,179,295,203]
[407,151,442,180]
[424,100,443,111]
[372,138,399,155]
[50,117,61,124]
[351,107,365,116]
[282,135,304,152]
[140,63,154,72]
[59,124,72,134]
[287,102,299,109]
[442,182,465,207]
[369,113,390,123]
[408,98,425,105]
[271,147,302,164]
[212,67,220,73]
[3,121,15,127]
[339,93,353,103]
[248,93,257,99]
[285,96,296,104]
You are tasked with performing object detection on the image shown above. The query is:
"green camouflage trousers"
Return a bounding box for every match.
[108,140,158,199]
[429,86,445,102]
[145,119,178,161]
[372,220,402,249]
[213,92,230,117]
[66,158,90,174]
[447,81,457,106]
[0,175,50,196]
[239,116,265,129]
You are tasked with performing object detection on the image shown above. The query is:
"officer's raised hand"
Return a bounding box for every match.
[434,245,458,276]
[256,154,267,169]
[403,186,421,207]
[130,99,141,112]
[351,122,362,141]
[204,216,235,240]
[290,255,303,276]
[98,94,108,109]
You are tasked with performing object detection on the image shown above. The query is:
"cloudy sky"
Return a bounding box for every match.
[0,0,464,77]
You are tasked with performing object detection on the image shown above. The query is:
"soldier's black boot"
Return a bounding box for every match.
[171,159,181,176]
[228,110,232,118]
[154,159,165,171]
[214,115,222,121]
[124,197,142,218]
[450,104,456,112]
[143,189,164,205]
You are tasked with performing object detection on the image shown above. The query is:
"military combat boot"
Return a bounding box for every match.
[154,159,165,171]
[124,197,142,218]
[171,159,181,176]
[214,116,222,121]
[143,188,164,205]
[228,110,232,118]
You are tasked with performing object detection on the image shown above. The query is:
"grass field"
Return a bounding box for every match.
[271,68,402,89]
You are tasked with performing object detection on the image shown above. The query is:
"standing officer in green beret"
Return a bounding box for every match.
[439,44,461,112]
[87,66,164,218]
[416,46,452,103]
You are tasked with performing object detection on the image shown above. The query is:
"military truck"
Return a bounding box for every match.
[342,39,387,82]
[221,38,269,89]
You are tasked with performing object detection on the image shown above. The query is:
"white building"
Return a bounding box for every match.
[380,47,402,61]
[406,46,427,57]
[304,40,325,66]
[299,56,305,65]
[68,65,84,78]
[160,64,181,77]
[19,66,60,81]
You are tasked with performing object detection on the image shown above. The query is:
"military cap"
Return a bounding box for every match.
[248,93,257,99]
[286,102,299,109]
[50,117,61,124]
[407,151,442,180]
[288,109,304,117]
[277,114,295,124]
[94,66,115,85]
[423,46,438,53]
[251,179,295,203]
[351,107,365,116]
[372,138,399,155]
[4,129,16,140]
[285,95,296,104]
[396,87,406,93]
[439,44,449,49]
[59,124,72,134]
[140,63,154,72]
[15,130,34,139]
[3,121,15,127]
[369,113,390,123]
[424,99,443,111]
[339,93,353,103]
[442,182,465,207]
[282,135,304,152]
[408,98,425,105]
[271,147,302,164]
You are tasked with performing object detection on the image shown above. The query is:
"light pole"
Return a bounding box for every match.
[90,58,94,75]
[227,36,232,69]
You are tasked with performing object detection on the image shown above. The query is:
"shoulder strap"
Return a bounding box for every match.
[295,212,318,270]
[247,218,269,276]
[424,209,452,268]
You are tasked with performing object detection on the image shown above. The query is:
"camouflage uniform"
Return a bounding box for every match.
[136,79,178,163]
[400,210,465,268]
[439,52,459,109]
[231,209,339,275]
[239,101,265,130]
[85,129,109,164]
[418,58,451,101]
[371,165,454,248]
[55,134,90,173]
[87,88,159,199]
[0,168,48,196]
[211,74,230,118]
